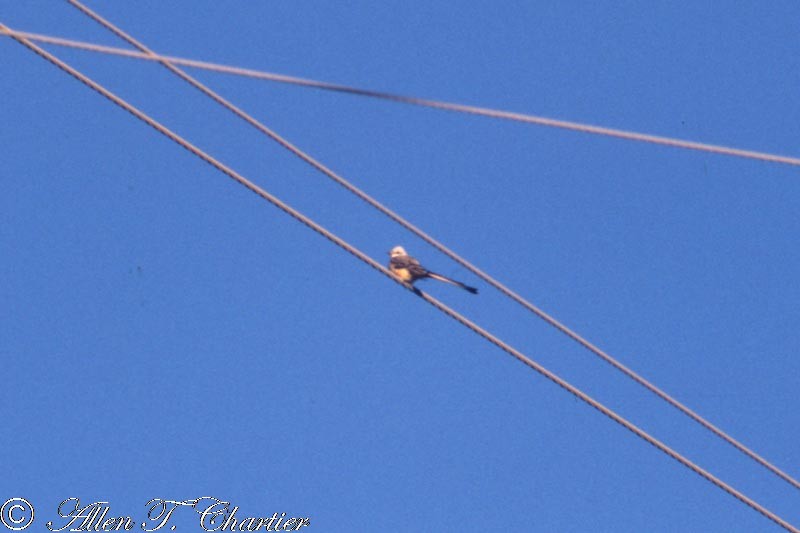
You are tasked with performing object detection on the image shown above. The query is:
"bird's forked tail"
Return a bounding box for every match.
[427,272,478,294]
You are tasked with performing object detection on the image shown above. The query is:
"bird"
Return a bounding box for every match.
[388,246,478,294]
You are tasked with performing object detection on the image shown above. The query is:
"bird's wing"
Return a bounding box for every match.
[390,255,428,278]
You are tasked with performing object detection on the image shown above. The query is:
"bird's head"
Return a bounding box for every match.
[389,246,407,258]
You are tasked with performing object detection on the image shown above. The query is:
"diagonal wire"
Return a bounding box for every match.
[60,0,800,494]
[1,26,799,168]
[4,22,798,532]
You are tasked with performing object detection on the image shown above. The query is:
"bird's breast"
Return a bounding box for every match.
[390,265,413,281]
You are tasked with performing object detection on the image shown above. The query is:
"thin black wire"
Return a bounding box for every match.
[1,26,800,168]
[3,21,798,533]
[60,0,800,495]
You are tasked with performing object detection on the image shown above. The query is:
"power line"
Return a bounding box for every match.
[2,26,800,168]
[4,23,798,533]
[59,0,800,494]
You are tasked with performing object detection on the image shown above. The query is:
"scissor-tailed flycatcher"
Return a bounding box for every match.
[389,246,478,294]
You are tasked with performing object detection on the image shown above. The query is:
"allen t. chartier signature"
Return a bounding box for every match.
[1,497,309,532]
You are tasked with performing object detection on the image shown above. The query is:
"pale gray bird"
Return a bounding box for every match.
[388,246,478,294]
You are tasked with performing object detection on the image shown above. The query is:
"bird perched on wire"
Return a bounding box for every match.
[388,246,478,294]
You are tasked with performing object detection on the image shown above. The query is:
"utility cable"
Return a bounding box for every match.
[3,24,798,532]
[1,25,798,168]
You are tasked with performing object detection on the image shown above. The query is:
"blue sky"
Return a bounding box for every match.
[3,2,799,532]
